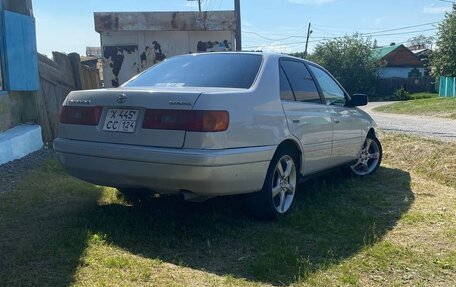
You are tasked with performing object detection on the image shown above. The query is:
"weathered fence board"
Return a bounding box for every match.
[375,77,435,95]
[36,52,100,142]
[81,65,101,90]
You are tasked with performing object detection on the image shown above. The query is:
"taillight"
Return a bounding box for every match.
[60,106,102,126]
[142,110,229,132]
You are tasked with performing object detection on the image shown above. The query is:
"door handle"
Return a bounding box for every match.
[292,119,300,124]
[333,118,340,124]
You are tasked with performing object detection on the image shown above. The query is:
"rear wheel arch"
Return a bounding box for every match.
[275,139,302,175]
[246,144,300,219]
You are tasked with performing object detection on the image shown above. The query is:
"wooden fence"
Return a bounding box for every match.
[36,52,100,142]
[375,76,436,95]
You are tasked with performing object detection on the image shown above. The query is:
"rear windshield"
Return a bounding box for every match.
[123,54,262,89]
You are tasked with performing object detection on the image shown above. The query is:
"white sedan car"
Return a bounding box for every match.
[54,52,382,219]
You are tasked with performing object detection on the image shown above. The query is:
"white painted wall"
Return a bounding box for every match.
[101,30,235,88]
[0,125,43,165]
[378,67,425,79]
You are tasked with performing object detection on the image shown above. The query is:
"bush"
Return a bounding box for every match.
[394,88,411,100]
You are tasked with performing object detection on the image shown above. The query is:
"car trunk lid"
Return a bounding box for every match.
[58,88,207,148]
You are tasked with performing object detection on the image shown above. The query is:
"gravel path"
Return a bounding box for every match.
[0,148,54,193]
[360,102,456,142]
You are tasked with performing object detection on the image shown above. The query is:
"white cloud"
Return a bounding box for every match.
[289,0,336,5]
[253,42,293,53]
[423,4,452,14]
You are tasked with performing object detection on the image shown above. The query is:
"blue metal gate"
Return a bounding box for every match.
[1,9,39,91]
[439,76,456,97]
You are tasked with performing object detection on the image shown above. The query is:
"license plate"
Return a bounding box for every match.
[103,109,139,133]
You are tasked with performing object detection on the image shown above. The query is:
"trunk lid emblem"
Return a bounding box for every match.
[169,101,192,106]
[117,94,127,104]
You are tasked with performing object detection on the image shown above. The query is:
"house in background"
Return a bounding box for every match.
[412,48,432,59]
[412,48,432,72]
[373,44,435,95]
[373,44,425,79]
[0,0,42,165]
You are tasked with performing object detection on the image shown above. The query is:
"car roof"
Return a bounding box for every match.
[171,51,320,68]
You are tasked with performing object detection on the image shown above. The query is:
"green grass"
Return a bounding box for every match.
[374,97,456,119]
[0,133,455,286]
[370,92,438,102]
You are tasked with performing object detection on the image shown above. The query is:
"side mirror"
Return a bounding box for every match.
[349,94,368,107]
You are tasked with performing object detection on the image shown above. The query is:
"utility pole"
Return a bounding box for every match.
[304,22,312,58]
[234,0,242,51]
[187,0,202,12]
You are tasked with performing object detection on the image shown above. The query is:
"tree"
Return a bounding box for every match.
[407,34,434,50]
[431,9,456,77]
[305,34,379,95]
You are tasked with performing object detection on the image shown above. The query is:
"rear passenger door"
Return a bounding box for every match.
[279,59,333,175]
[307,64,364,165]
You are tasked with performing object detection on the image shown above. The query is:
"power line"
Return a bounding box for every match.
[345,22,439,36]
[361,28,438,38]
[242,21,439,43]
[312,27,340,37]
[242,30,305,41]
[313,21,439,33]
[187,0,202,12]
[207,0,216,11]
[243,27,438,49]
[311,27,438,40]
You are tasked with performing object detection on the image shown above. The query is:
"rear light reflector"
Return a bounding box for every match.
[142,110,229,132]
[60,106,102,126]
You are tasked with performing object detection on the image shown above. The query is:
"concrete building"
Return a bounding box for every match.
[0,0,42,165]
[94,11,236,88]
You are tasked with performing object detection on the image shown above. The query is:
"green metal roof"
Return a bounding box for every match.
[372,44,403,60]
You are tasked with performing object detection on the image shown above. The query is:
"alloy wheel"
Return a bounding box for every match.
[271,155,297,214]
[350,138,381,176]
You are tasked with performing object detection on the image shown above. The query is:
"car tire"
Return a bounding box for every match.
[245,148,298,220]
[349,134,382,176]
[117,188,151,204]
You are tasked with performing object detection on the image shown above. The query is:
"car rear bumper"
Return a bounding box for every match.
[53,138,275,196]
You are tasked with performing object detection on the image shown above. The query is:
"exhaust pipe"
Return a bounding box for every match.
[180,190,212,202]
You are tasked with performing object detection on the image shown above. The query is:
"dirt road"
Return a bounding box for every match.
[361,102,456,142]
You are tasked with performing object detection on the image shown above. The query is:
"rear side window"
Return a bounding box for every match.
[280,60,321,103]
[279,67,294,101]
[123,54,262,89]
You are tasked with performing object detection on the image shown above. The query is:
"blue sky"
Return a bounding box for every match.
[33,0,454,56]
